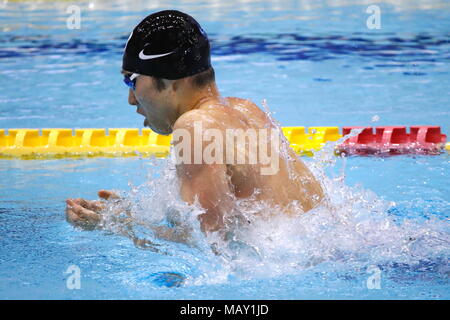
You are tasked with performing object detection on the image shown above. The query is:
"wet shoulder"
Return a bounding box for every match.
[174,104,227,132]
[226,97,261,113]
[225,97,272,126]
[174,97,270,131]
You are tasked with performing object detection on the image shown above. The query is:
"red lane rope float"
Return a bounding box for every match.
[337,126,447,155]
[0,126,447,159]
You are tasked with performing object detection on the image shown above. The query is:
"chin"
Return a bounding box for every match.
[158,128,173,136]
[148,123,172,136]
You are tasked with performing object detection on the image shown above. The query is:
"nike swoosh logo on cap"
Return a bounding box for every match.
[139,49,174,60]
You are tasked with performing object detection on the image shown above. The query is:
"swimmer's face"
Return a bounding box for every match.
[122,70,176,135]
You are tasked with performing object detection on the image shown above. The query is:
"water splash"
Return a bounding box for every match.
[96,124,449,287]
[371,115,380,122]
[261,98,298,181]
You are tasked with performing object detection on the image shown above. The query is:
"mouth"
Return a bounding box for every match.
[136,106,146,116]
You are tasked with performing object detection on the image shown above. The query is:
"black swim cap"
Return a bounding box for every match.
[122,10,211,80]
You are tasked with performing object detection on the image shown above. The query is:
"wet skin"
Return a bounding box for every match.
[65,71,324,235]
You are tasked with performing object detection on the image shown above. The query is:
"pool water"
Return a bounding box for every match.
[0,0,449,299]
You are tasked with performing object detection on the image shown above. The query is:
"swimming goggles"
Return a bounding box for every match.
[123,73,140,91]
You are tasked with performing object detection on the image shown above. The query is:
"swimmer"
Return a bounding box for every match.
[65,10,324,239]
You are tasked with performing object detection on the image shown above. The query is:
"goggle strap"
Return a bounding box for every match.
[130,73,140,81]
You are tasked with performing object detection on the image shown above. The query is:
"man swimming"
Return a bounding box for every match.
[65,10,324,237]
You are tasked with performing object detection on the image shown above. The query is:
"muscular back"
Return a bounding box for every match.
[176,96,324,216]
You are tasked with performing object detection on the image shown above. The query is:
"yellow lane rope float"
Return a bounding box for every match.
[1,127,448,159]
[0,127,340,159]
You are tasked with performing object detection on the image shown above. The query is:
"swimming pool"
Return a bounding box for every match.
[0,0,449,299]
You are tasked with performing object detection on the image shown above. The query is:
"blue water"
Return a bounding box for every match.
[0,0,449,299]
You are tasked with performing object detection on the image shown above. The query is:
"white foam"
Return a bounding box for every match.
[98,123,449,286]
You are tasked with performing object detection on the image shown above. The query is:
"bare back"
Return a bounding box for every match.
[194,97,324,214]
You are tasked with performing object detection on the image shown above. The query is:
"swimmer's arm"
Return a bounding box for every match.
[103,202,193,245]
[172,110,235,234]
[177,162,234,233]
[149,225,192,244]
[66,191,193,247]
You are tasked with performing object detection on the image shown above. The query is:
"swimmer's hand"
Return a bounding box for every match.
[65,190,119,230]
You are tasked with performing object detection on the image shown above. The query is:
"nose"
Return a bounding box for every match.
[128,89,138,106]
